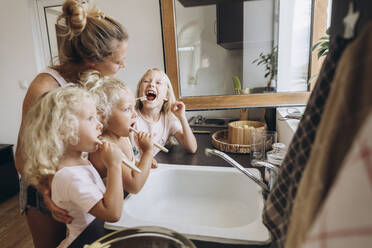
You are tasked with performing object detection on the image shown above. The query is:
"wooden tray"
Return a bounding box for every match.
[211,129,251,154]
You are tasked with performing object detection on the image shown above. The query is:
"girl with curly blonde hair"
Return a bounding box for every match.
[15,0,129,246]
[132,68,197,158]
[80,70,155,194]
[22,87,123,248]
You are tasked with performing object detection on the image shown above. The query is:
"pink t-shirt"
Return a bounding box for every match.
[52,165,105,248]
[130,111,182,159]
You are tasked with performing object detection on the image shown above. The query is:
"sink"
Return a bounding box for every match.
[104,164,271,245]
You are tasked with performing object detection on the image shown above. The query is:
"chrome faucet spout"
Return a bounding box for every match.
[205,148,269,192]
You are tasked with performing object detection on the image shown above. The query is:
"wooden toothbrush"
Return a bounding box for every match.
[129,127,169,153]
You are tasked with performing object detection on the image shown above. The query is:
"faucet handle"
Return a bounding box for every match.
[253,161,279,190]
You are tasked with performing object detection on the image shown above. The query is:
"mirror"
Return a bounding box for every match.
[160,0,327,110]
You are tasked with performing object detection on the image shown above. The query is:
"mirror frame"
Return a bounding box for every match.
[160,0,326,110]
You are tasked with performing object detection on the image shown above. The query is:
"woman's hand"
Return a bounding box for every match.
[38,179,72,224]
[171,101,186,120]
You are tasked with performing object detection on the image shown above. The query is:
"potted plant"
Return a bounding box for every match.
[308,28,330,84]
[252,46,278,92]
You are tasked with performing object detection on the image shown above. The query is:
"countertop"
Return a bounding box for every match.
[68,132,270,248]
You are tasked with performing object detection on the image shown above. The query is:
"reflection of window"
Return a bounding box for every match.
[277,0,312,92]
[34,0,64,68]
[34,0,87,67]
[45,6,63,65]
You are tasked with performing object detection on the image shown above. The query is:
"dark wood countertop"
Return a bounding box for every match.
[69,132,270,248]
[156,132,254,167]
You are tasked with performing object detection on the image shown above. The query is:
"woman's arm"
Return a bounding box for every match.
[14,73,73,223]
[15,73,59,174]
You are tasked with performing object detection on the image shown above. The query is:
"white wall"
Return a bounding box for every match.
[175,1,243,97]
[0,0,164,147]
[0,0,38,146]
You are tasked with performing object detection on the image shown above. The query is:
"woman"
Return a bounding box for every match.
[15,0,128,247]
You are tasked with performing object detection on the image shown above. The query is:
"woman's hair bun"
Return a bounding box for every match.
[62,0,87,36]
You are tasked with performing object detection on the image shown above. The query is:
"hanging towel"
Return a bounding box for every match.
[300,111,372,248]
[262,36,352,248]
[286,21,372,248]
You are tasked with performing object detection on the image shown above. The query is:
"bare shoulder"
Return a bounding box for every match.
[22,73,59,115]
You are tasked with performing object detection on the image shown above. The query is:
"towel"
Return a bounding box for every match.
[262,35,352,248]
[286,21,372,248]
[301,111,372,248]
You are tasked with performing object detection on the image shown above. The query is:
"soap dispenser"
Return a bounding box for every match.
[267,143,286,166]
[265,143,286,183]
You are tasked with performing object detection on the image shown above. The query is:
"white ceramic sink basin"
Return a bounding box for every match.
[104,164,270,245]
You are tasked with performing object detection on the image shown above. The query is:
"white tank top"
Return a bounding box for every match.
[40,67,69,87]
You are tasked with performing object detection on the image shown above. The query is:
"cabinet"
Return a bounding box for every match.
[0,144,19,202]
[216,1,243,49]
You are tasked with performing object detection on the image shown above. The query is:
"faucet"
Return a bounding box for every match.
[205,148,279,193]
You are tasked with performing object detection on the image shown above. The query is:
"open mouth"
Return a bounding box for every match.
[146,90,157,101]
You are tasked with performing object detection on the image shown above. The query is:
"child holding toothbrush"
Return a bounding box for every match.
[22,87,124,248]
[132,68,197,159]
[81,70,155,194]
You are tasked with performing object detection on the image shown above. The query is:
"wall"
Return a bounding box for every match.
[175,1,243,97]
[0,0,38,146]
[0,0,164,147]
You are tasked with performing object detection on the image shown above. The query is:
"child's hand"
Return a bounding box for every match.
[100,141,122,169]
[171,101,186,120]
[151,158,158,168]
[137,132,154,152]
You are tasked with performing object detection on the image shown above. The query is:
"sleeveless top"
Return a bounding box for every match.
[40,67,69,87]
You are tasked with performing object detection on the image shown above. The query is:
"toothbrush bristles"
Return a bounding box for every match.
[136,96,146,101]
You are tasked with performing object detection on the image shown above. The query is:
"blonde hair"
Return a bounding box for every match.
[22,87,93,186]
[136,68,176,115]
[56,0,128,65]
[79,69,128,129]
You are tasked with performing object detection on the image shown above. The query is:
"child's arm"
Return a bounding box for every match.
[171,101,197,153]
[89,142,123,222]
[122,132,154,193]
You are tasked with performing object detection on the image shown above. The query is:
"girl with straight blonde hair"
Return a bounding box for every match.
[131,68,197,159]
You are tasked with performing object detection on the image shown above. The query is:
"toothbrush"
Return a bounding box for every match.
[136,96,146,102]
[96,138,142,173]
[129,127,169,153]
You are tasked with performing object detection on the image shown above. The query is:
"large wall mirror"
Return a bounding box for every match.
[160,0,328,110]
